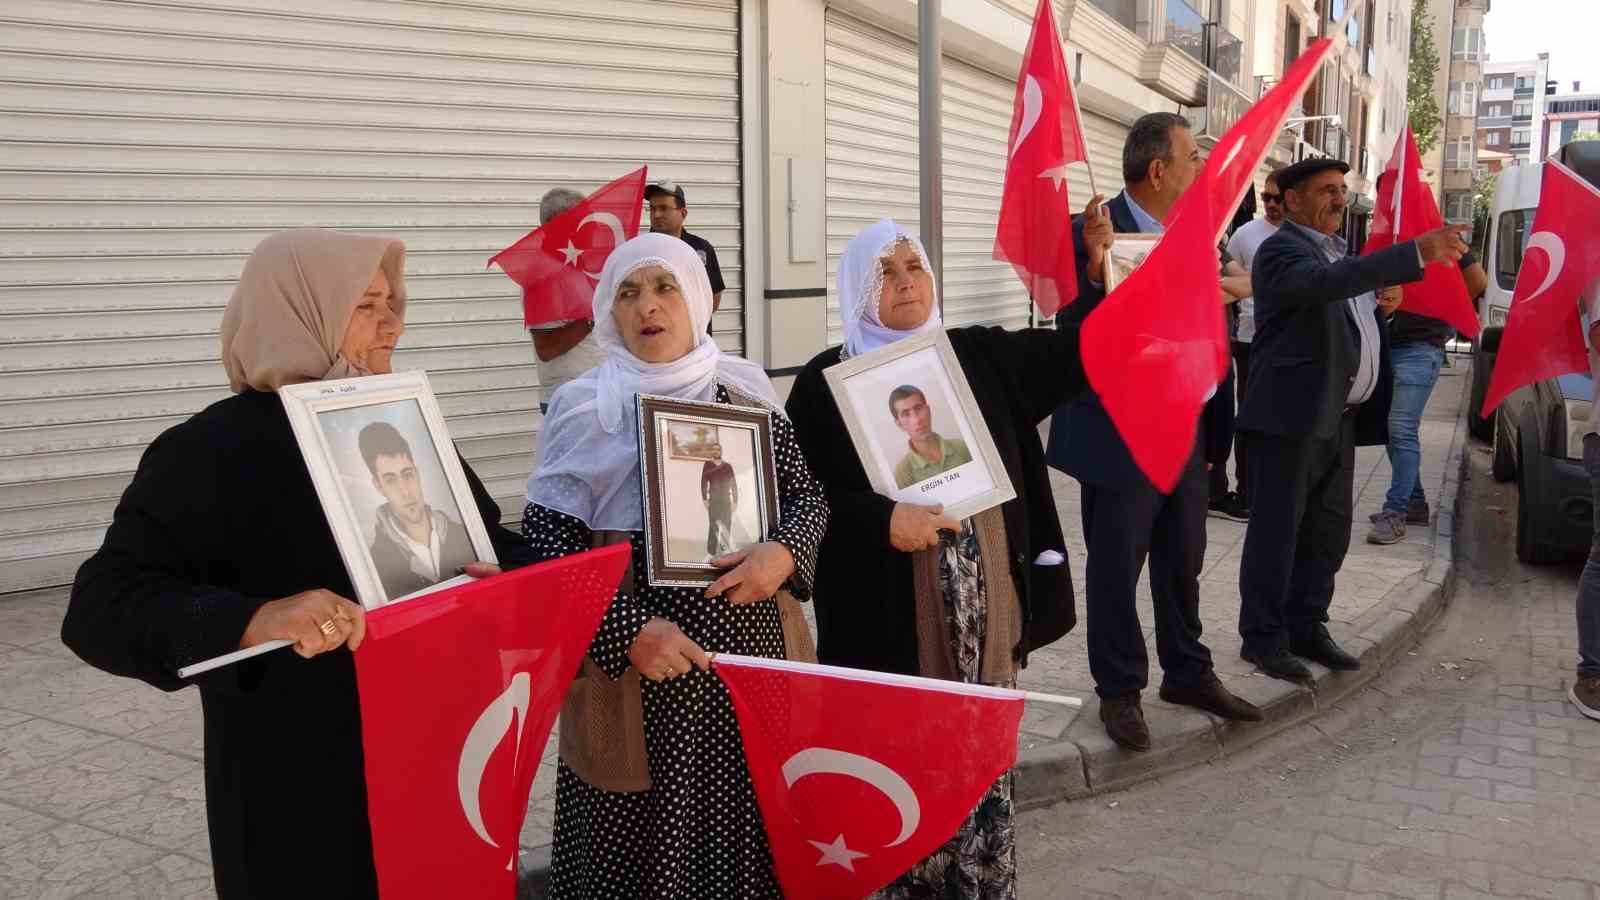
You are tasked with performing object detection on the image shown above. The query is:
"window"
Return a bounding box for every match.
[1449,82,1478,116]
[1444,136,1474,169]
[1451,26,1481,60]
[1486,75,1509,90]
[1511,128,1531,146]
[1516,75,1532,90]
[1495,209,1531,291]
[1284,14,1301,75]
[1483,102,1508,118]
[1486,131,1502,146]
[1444,192,1475,222]
[1512,100,1533,118]
[1328,0,1344,23]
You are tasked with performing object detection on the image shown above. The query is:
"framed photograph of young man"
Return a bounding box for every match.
[1104,233,1163,291]
[824,330,1015,520]
[636,394,779,588]
[279,372,497,609]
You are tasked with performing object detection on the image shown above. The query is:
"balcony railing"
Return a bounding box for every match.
[1512,114,1532,124]
[1086,0,1140,33]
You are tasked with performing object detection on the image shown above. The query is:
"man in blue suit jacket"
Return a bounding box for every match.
[1047,113,1262,751]
[1236,157,1469,681]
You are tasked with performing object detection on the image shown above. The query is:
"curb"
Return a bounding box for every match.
[518,368,1474,894]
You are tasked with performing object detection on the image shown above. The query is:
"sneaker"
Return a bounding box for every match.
[1406,498,1431,526]
[1207,491,1250,522]
[1571,675,1600,722]
[1366,510,1406,545]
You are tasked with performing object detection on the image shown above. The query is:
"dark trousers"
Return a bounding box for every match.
[1232,341,1252,503]
[1205,365,1237,501]
[1081,452,1214,698]
[1238,415,1356,657]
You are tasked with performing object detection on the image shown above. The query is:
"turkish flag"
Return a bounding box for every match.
[716,654,1025,900]
[489,166,647,327]
[1364,126,1480,339]
[992,0,1090,317]
[1481,158,1600,416]
[1078,38,1334,493]
[353,545,628,900]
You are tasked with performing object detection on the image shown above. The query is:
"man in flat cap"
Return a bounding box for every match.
[1235,157,1469,682]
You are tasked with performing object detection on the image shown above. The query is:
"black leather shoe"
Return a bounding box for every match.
[1160,672,1265,721]
[1099,693,1151,751]
[1241,649,1313,682]
[1290,632,1361,671]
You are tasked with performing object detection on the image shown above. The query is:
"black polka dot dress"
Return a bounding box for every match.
[522,387,828,900]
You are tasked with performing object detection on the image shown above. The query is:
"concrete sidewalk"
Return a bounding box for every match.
[0,361,1469,898]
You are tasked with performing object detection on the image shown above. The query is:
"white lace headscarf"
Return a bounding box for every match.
[526,233,779,531]
[838,219,943,359]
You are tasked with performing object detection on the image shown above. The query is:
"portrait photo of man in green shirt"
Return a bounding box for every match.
[889,384,973,489]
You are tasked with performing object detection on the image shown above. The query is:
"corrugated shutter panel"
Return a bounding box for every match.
[825,9,1074,346]
[0,0,742,593]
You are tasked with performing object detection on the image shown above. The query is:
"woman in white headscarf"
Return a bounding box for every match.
[522,232,828,898]
[784,219,1091,899]
[61,230,534,898]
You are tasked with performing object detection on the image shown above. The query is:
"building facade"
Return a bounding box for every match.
[1479,54,1552,174]
[0,0,1273,592]
[1541,87,1600,157]
[1419,0,1488,224]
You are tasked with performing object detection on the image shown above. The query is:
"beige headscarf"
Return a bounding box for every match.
[220,229,407,393]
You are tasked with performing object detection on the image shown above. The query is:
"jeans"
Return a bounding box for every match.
[1384,342,1445,515]
[1578,435,1600,678]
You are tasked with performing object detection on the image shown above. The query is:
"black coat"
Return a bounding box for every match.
[60,388,534,899]
[1237,222,1424,446]
[785,324,1087,677]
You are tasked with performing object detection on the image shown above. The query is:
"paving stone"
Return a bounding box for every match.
[71,853,215,899]
[0,718,114,781]
[0,822,163,900]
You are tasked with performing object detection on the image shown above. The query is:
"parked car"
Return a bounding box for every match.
[1467,142,1600,563]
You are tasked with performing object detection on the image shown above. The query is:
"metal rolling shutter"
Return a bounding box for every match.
[0,0,743,593]
[823,9,1127,345]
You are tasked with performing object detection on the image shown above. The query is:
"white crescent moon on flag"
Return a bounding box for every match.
[1522,231,1566,305]
[782,747,921,847]
[1011,75,1043,159]
[457,672,530,849]
[577,212,629,282]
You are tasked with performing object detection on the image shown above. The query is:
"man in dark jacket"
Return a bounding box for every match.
[1236,157,1469,681]
[1047,112,1262,752]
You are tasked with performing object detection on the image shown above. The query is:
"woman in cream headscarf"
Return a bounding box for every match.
[523,232,828,898]
[784,219,1093,899]
[62,230,534,899]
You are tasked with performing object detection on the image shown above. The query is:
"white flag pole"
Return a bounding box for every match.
[1071,49,1101,202]
[712,653,1084,708]
[176,639,293,679]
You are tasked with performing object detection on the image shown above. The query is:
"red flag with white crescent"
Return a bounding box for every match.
[993,0,1090,317]
[489,166,648,327]
[1481,158,1600,416]
[1363,125,1480,338]
[715,655,1025,900]
[1079,38,1334,493]
[353,545,627,900]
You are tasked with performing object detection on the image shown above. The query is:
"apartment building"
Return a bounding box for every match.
[1419,0,1488,224]
[1541,86,1600,157]
[1479,54,1552,172]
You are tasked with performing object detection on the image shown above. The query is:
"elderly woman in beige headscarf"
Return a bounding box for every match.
[61,230,535,900]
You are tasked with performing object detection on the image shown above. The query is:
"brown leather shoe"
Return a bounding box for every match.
[1160,672,1265,722]
[1099,693,1151,751]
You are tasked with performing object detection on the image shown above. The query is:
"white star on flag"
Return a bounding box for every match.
[560,240,582,266]
[807,834,869,872]
[1037,164,1071,191]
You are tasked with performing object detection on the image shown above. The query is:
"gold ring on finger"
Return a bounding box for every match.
[318,618,339,637]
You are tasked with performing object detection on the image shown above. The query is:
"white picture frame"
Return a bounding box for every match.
[279,372,497,610]
[1104,233,1163,291]
[823,330,1016,521]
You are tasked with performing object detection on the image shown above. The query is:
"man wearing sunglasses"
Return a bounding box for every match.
[1218,169,1287,521]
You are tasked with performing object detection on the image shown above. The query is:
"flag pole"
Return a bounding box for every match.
[918,0,945,301]
[176,639,293,679]
[1071,50,1100,200]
